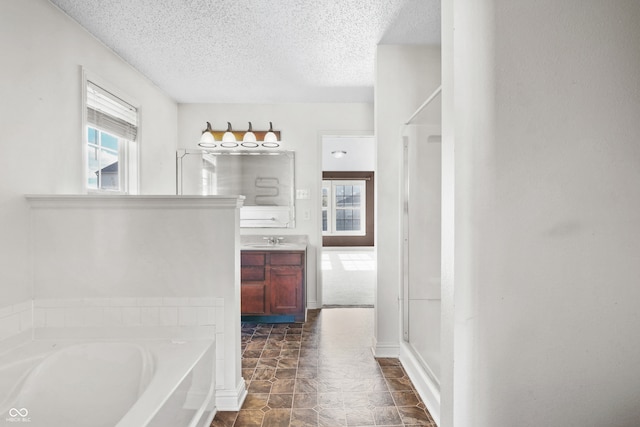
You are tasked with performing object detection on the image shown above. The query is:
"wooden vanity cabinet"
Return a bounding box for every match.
[241,250,306,322]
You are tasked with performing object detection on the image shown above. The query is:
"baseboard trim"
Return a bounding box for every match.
[323,304,374,308]
[399,341,441,426]
[371,337,399,358]
[307,301,322,309]
[215,380,247,411]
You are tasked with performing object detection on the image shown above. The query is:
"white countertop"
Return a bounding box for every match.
[240,234,308,251]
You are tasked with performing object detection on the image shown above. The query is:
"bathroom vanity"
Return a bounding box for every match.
[240,236,307,322]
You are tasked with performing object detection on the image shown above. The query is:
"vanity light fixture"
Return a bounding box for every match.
[262,122,280,148]
[241,122,259,148]
[331,150,347,158]
[198,122,217,148]
[198,122,281,148]
[221,122,238,148]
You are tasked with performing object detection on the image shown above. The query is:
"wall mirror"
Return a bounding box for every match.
[177,149,295,228]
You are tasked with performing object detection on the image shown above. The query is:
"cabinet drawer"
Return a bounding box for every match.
[270,252,304,266]
[241,253,266,266]
[241,266,266,281]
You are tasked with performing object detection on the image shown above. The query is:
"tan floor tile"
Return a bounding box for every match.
[261,349,282,358]
[245,344,265,353]
[317,378,342,393]
[247,380,272,394]
[242,393,269,410]
[233,409,264,427]
[295,378,318,393]
[298,358,318,368]
[318,391,343,408]
[275,368,297,379]
[210,410,237,427]
[376,357,401,366]
[268,393,294,409]
[281,348,300,358]
[242,368,255,381]
[397,406,436,425]
[222,309,436,427]
[252,367,276,381]
[372,406,402,425]
[284,341,301,349]
[257,358,279,368]
[293,392,317,409]
[342,391,370,408]
[262,408,291,427]
[345,407,375,426]
[297,368,318,379]
[368,391,395,406]
[278,358,299,369]
[392,390,420,406]
[318,407,347,426]
[242,358,259,369]
[380,366,405,378]
[271,379,296,394]
[385,377,415,391]
[290,408,319,427]
[243,350,262,358]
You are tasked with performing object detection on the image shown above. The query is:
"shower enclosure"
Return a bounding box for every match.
[401,124,442,405]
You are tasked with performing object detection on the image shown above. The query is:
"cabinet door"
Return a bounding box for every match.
[241,284,267,314]
[270,266,303,314]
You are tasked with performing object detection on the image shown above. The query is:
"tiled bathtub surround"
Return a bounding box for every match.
[0,300,32,344]
[33,297,223,329]
[212,308,436,427]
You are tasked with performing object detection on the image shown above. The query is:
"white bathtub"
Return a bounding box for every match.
[0,339,215,427]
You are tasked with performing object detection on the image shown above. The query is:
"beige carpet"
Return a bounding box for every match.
[321,248,375,307]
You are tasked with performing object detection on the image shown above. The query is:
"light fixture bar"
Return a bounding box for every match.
[200,123,281,143]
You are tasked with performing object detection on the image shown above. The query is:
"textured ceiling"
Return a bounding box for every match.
[49,0,440,103]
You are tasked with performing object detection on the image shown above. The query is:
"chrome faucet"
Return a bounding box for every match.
[262,236,285,245]
[263,236,278,245]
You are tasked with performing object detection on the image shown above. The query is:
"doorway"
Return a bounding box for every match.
[320,135,376,307]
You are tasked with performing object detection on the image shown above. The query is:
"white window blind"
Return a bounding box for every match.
[86,81,138,141]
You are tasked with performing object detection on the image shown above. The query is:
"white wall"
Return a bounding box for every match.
[177,104,374,308]
[374,45,441,356]
[322,136,375,172]
[0,0,178,308]
[441,1,640,426]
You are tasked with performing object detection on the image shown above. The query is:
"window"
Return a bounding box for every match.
[85,78,138,193]
[322,180,366,236]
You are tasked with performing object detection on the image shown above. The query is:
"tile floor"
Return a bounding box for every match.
[211,308,436,427]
